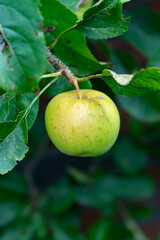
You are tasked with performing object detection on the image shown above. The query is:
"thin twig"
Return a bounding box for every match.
[119,203,150,240]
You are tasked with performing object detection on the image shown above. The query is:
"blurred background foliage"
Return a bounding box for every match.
[1,0,160,239]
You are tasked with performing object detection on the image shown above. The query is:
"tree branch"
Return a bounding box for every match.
[47,49,82,99]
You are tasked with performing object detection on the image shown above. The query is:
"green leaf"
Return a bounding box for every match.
[102,68,160,96]
[123,8,160,67]
[112,138,148,174]
[76,0,130,39]
[76,184,115,214]
[31,212,48,238]
[0,0,46,93]
[95,175,155,200]
[0,226,33,240]
[59,0,81,12]
[0,202,18,227]
[44,179,75,214]
[0,93,39,174]
[0,117,28,174]
[0,172,28,196]
[117,93,160,123]
[77,174,155,208]
[87,219,110,240]
[40,0,77,45]
[0,93,39,130]
[75,0,93,19]
[50,215,84,240]
[54,29,109,75]
[0,94,16,122]
[51,221,75,240]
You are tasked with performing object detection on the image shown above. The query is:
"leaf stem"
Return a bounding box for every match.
[49,24,77,49]
[40,71,61,79]
[77,74,102,82]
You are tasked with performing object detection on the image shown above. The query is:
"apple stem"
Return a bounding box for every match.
[73,79,82,99]
[47,49,82,99]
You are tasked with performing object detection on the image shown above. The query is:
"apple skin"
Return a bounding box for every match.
[45,89,120,157]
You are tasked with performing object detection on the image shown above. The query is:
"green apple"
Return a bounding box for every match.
[45,89,120,157]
